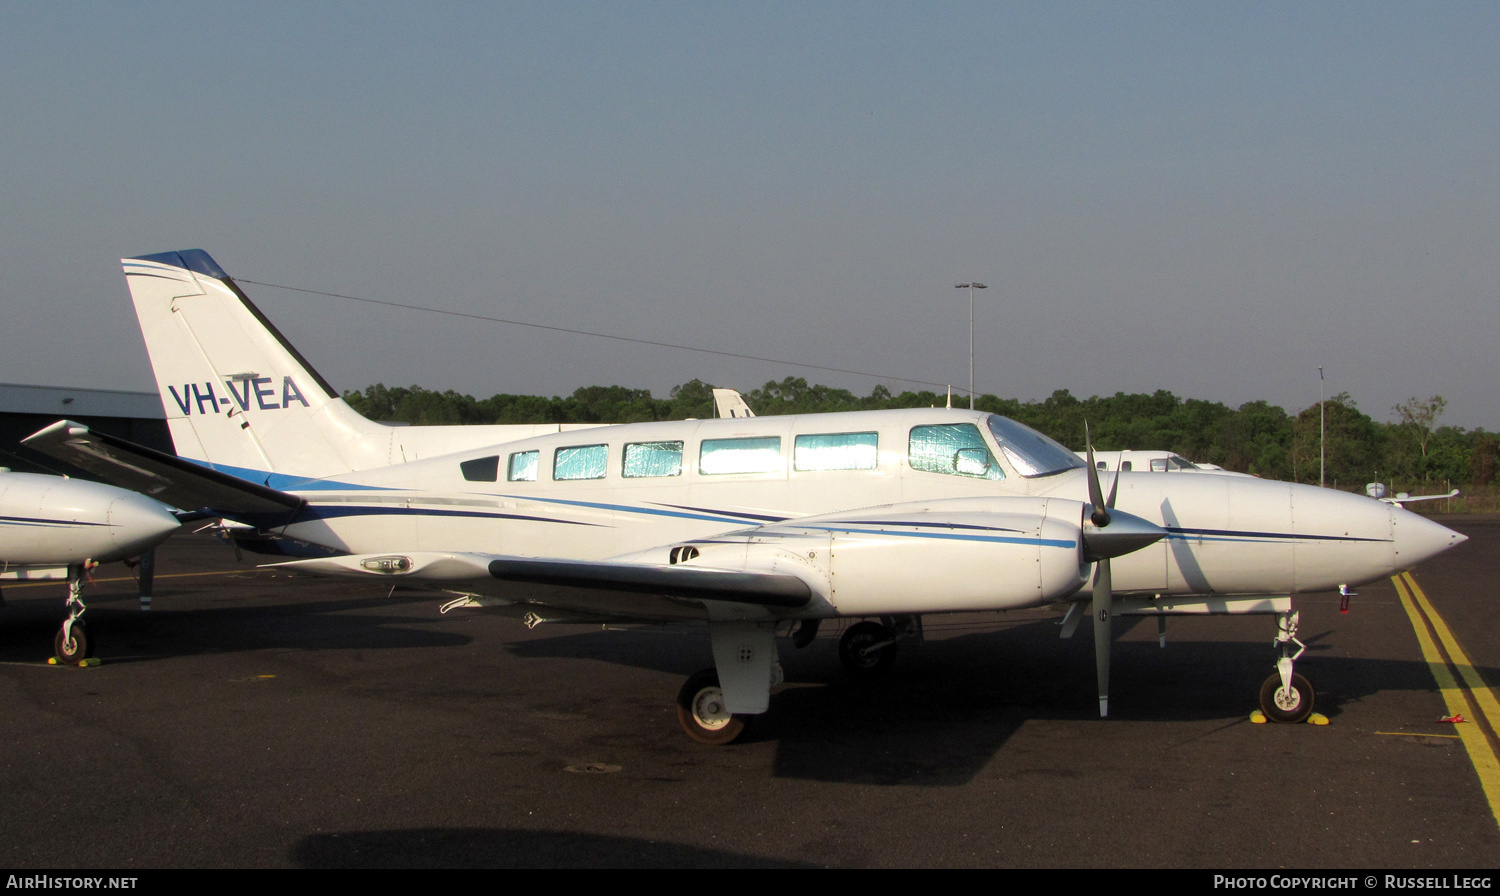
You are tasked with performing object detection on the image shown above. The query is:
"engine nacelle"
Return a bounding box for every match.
[731,496,1092,617]
[0,472,180,566]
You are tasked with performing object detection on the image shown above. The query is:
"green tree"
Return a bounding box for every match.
[1215,401,1292,478]
[1392,395,1447,460]
[1292,393,1383,486]
[665,379,718,420]
[747,377,861,415]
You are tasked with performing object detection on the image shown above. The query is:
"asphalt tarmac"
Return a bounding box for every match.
[1,517,1497,869]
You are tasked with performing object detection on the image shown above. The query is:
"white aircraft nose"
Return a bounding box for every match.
[108,493,181,555]
[1392,509,1467,568]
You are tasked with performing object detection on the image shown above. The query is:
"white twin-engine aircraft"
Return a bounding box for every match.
[0,470,181,661]
[26,250,1466,743]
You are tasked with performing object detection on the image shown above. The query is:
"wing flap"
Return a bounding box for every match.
[486,557,810,607]
[269,551,812,621]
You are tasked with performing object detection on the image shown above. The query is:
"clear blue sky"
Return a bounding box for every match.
[3,1,1497,429]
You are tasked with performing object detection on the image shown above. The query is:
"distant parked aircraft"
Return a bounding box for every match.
[0,470,180,661]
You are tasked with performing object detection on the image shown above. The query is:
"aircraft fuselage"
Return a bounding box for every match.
[239,408,1458,618]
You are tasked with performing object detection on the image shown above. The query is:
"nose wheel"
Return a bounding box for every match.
[54,621,92,664]
[1259,672,1315,723]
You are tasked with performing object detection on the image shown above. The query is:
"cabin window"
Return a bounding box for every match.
[460,455,499,482]
[554,444,608,480]
[1121,461,1132,472]
[794,432,878,471]
[1151,459,1167,472]
[623,441,684,478]
[699,436,782,475]
[507,450,538,482]
[908,423,1003,480]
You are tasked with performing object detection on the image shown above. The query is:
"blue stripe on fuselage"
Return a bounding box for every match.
[287,505,600,527]
[796,524,1077,549]
[0,516,109,528]
[1163,527,1389,545]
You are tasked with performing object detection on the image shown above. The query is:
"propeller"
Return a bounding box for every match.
[1079,424,1165,718]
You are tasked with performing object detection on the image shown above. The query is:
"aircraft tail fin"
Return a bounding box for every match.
[712,389,756,419]
[123,250,390,481]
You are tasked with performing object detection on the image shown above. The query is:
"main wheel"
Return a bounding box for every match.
[1259,672,1315,723]
[839,621,897,678]
[676,669,750,745]
[54,623,91,665]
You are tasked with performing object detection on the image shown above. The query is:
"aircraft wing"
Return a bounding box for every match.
[1379,490,1460,505]
[267,551,813,623]
[22,420,304,519]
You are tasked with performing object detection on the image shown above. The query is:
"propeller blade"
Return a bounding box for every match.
[1084,423,1109,527]
[1080,420,1145,719]
[1093,557,1112,718]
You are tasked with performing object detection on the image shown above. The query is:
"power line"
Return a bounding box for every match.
[237,278,960,393]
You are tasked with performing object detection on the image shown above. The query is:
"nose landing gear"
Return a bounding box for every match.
[1258,610,1314,723]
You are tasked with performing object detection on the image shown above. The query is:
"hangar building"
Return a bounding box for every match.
[0,383,170,478]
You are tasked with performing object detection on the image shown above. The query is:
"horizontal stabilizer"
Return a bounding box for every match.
[23,420,304,518]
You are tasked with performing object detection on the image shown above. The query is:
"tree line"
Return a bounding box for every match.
[343,378,1496,489]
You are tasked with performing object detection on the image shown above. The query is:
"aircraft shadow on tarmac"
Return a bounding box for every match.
[0,578,470,662]
[3,570,1477,788]
[291,827,815,869]
[503,614,1480,786]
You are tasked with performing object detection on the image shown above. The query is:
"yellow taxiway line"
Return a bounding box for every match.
[1392,570,1500,830]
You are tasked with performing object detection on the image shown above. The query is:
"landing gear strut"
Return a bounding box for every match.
[1258,610,1314,723]
[54,563,96,665]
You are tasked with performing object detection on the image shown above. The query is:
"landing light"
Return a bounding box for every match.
[360,555,413,574]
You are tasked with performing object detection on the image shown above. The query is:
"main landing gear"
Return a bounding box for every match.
[677,669,751,745]
[675,617,924,744]
[836,617,918,678]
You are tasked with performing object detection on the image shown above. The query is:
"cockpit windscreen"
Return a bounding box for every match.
[986,415,1087,478]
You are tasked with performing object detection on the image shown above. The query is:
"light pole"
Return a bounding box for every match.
[956,282,987,410]
[1319,367,1325,488]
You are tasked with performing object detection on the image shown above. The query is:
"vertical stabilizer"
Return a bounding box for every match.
[123,250,389,482]
[712,389,755,419]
